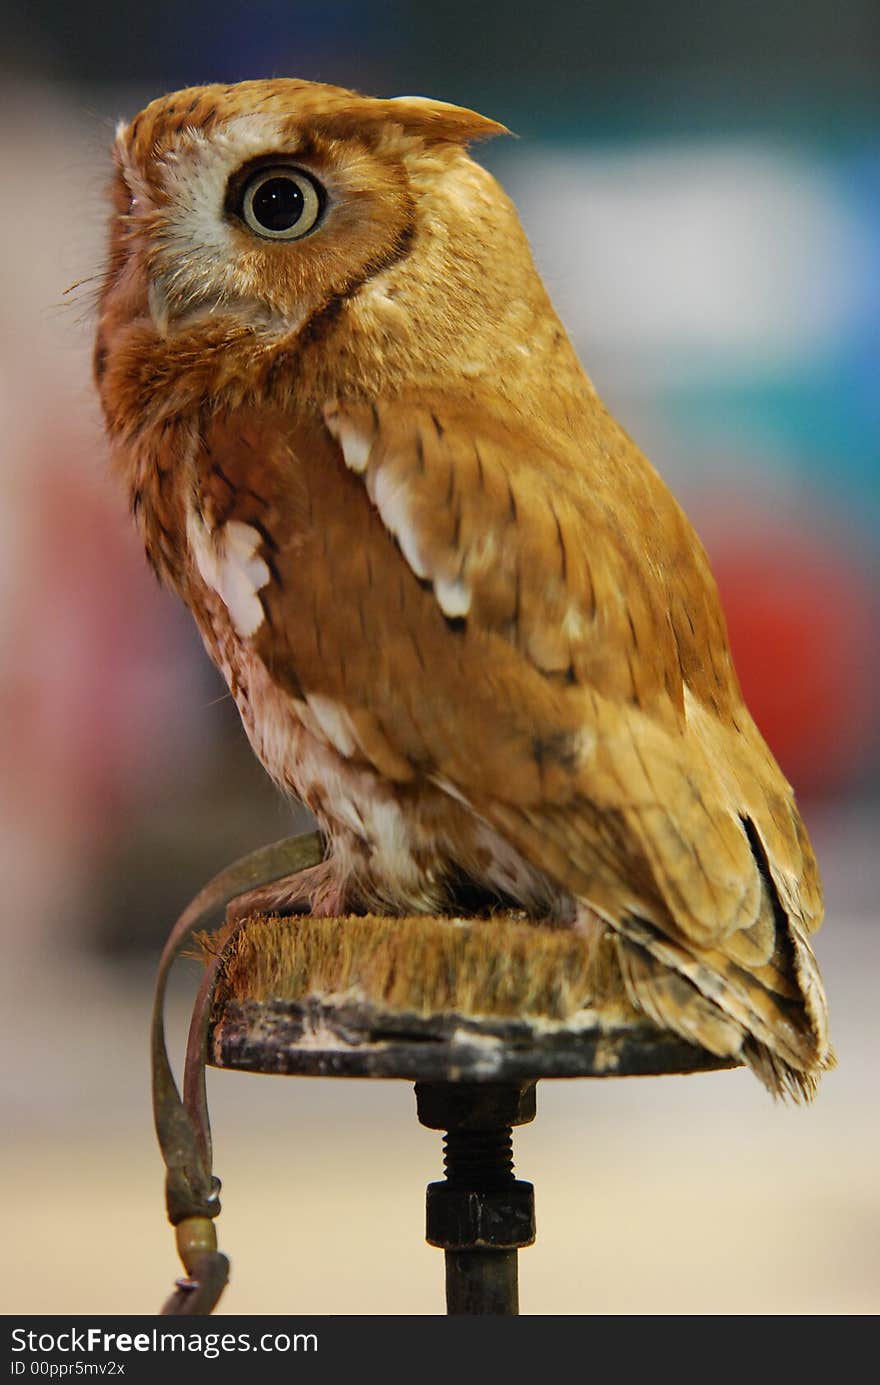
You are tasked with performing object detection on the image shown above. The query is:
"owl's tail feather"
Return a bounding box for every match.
[614,916,834,1102]
[740,1038,822,1104]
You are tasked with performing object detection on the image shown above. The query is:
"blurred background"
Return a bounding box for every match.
[2,0,878,1315]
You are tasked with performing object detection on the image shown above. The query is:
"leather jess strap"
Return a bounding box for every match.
[151,832,323,1315]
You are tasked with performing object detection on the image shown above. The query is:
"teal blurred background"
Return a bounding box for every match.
[1,0,878,1316]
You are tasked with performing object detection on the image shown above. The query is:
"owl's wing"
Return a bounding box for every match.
[322,393,821,917]
[207,392,827,1078]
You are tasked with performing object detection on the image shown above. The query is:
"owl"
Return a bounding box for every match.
[94,78,832,1099]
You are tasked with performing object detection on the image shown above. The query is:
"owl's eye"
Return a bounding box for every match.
[236,166,324,241]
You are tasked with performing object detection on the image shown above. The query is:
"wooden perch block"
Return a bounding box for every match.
[204,912,742,1083]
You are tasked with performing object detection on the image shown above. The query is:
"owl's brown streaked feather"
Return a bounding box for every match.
[94,77,832,1098]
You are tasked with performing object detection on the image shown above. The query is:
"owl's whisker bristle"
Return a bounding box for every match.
[62,274,103,296]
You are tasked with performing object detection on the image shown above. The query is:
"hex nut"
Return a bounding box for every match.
[426,1180,536,1249]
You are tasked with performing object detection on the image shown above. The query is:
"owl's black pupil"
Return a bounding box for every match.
[251,177,304,231]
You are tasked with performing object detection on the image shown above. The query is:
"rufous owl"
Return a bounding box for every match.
[94,78,832,1099]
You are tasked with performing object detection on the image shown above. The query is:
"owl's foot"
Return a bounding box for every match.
[225,858,355,923]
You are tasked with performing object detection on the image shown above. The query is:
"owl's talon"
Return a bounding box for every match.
[223,861,353,923]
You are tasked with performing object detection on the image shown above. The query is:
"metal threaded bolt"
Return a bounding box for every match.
[442,1127,516,1191]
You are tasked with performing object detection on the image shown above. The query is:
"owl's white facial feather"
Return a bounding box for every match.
[117,113,314,331]
[121,113,283,247]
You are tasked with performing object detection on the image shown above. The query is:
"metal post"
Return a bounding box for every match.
[415,1080,537,1315]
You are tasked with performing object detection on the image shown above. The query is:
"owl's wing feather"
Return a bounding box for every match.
[322,395,823,951]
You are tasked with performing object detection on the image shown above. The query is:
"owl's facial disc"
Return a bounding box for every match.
[108,107,416,341]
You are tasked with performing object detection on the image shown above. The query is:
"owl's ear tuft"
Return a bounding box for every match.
[384,96,510,146]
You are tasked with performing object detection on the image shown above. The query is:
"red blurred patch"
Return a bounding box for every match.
[701,496,878,797]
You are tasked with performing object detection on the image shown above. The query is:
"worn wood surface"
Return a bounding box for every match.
[209,993,741,1081]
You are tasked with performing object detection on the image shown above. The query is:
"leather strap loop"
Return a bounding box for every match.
[151,831,323,1313]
